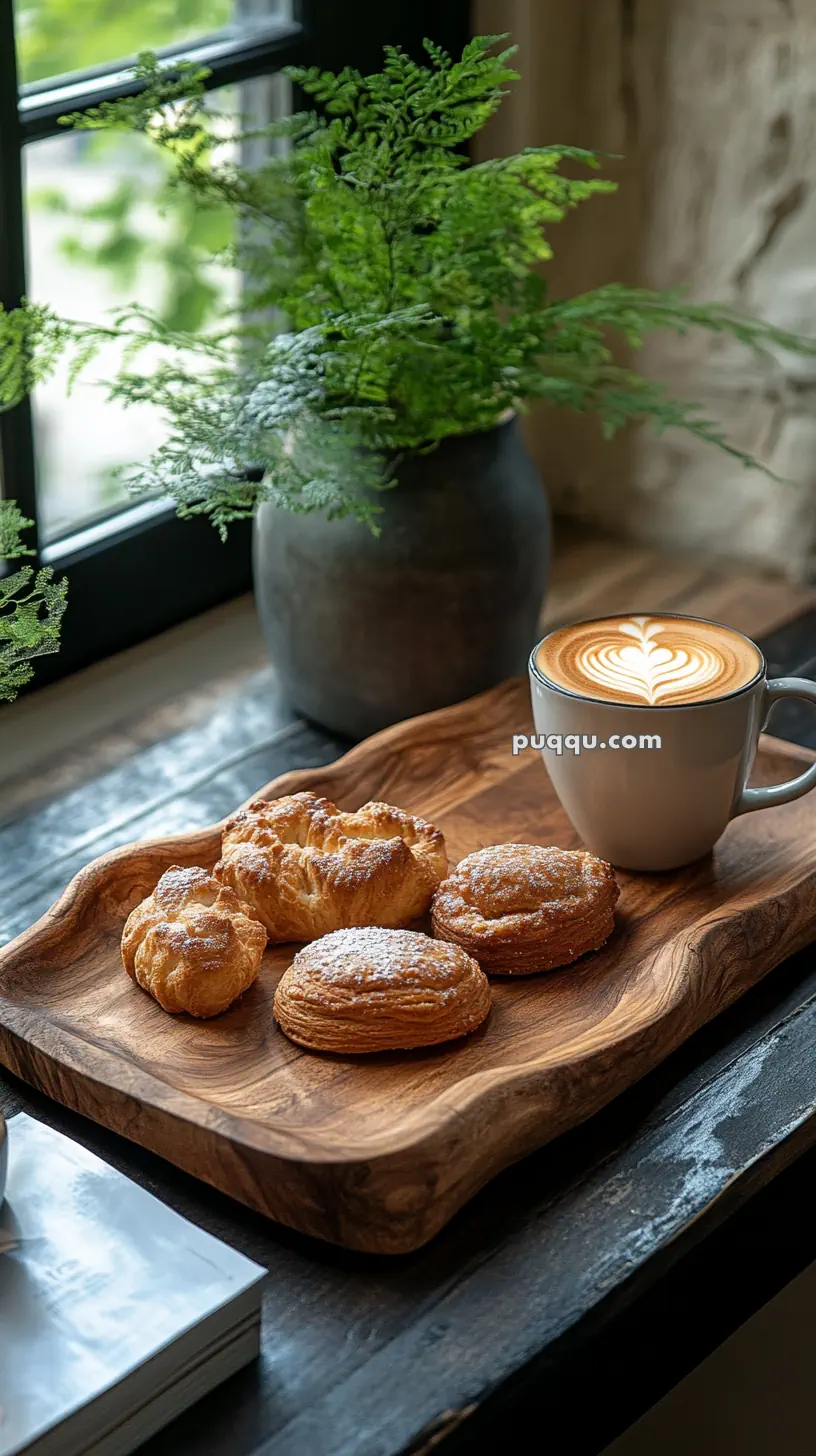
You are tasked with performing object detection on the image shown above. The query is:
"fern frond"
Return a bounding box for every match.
[0,504,67,701]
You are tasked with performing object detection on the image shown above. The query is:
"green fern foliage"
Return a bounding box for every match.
[2,35,816,531]
[0,504,67,702]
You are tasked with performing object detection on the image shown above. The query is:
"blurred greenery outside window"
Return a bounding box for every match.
[17,0,271,540]
[16,0,236,83]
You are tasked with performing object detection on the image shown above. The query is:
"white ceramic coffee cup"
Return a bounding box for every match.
[529,614,816,871]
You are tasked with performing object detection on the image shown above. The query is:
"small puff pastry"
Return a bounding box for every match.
[121,865,267,1018]
[215,792,447,943]
[274,926,491,1053]
[431,844,619,976]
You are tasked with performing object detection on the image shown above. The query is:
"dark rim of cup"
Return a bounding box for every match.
[529,610,767,710]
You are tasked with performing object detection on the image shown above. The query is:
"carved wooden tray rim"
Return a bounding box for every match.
[2,678,815,1251]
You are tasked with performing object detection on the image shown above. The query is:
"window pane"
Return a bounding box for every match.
[24,76,283,543]
[14,0,287,85]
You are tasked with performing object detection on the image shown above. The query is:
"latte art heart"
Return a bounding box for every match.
[536,615,762,707]
[576,623,725,705]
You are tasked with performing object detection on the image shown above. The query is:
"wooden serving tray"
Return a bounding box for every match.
[2,679,816,1255]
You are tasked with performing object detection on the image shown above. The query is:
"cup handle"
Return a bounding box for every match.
[734,677,816,816]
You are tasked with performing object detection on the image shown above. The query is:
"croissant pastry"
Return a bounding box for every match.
[215,791,447,942]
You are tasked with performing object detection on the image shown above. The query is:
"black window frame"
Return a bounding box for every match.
[0,0,470,688]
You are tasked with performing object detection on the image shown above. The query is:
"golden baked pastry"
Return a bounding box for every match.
[274,926,491,1053]
[121,865,267,1018]
[431,844,619,975]
[215,791,447,943]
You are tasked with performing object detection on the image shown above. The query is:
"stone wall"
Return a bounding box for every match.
[474,0,816,579]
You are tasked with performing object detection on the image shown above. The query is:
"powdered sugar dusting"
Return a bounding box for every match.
[293,926,473,990]
[452,845,591,918]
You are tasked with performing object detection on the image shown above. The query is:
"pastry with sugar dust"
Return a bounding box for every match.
[121,865,267,1018]
[431,844,619,975]
[274,926,491,1053]
[215,792,446,943]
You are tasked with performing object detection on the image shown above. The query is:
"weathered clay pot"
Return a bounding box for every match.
[254,415,550,739]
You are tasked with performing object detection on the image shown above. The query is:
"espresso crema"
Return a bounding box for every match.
[536,614,762,707]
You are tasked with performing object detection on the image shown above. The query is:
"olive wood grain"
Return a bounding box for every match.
[1,678,816,1254]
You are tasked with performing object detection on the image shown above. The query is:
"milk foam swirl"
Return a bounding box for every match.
[537,615,761,706]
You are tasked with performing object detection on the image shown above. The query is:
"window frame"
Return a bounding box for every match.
[0,0,471,688]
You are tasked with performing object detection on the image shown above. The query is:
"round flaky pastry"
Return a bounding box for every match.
[431,844,619,975]
[274,926,491,1054]
[121,865,267,1018]
[215,792,447,943]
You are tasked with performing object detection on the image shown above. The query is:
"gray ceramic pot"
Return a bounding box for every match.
[254,415,550,739]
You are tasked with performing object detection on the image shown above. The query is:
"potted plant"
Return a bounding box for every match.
[2,36,814,735]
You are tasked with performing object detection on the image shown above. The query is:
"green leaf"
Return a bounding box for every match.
[0,503,67,700]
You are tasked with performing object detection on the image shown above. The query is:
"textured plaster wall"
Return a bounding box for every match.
[475,0,816,579]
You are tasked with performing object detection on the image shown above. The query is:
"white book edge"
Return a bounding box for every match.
[1,1115,266,1456]
[26,1291,263,1456]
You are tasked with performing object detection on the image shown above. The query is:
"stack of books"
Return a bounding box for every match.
[0,1114,265,1456]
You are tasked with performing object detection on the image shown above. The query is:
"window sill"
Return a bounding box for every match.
[0,593,265,819]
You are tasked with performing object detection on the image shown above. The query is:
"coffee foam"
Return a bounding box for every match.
[536,615,762,706]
